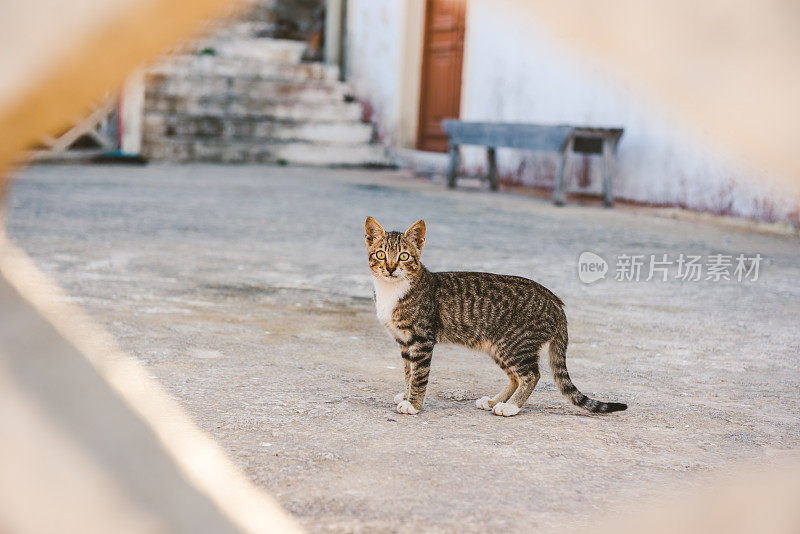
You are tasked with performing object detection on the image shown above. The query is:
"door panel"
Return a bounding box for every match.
[417,0,466,152]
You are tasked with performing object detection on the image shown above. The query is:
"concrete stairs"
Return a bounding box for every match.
[142,24,389,166]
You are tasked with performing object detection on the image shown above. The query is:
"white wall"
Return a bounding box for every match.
[345,0,406,146]
[346,0,800,225]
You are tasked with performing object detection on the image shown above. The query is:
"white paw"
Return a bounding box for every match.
[475,396,493,411]
[396,400,419,415]
[492,402,521,417]
[393,392,407,404]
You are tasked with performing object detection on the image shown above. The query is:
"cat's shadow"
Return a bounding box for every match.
[530,405,623,418]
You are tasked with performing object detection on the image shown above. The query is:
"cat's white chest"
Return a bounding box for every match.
[372,277,411,339]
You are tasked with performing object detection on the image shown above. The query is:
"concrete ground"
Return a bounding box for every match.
[5,164,800,533]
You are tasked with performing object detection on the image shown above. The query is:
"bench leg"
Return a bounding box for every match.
[486,147,499,191]
[447,144,460,189]
[553,136,573,206]
[602,138,616,207]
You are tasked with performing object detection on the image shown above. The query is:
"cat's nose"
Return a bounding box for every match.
[387,265,396,274]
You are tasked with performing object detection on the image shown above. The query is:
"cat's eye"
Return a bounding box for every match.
[399,252,410,261]
[375,250,386,260]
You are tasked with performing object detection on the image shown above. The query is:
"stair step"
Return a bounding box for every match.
[145,75,349,104]
[141,24,384,167]
[145,94,363,121]
[149,56,340,83]
[143,114,374,144]
[142,138,390,166]
[201,36,306,63]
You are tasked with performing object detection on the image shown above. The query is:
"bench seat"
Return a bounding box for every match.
[441,120,623,206]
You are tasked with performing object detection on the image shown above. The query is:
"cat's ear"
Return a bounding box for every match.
[404,219,426,250]
[365,217,386,247]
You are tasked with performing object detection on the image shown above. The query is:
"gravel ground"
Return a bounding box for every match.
[5,164,800,532]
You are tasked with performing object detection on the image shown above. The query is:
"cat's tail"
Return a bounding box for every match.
[548,323,627,413]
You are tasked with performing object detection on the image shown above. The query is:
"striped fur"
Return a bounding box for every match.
[365,217,627,417]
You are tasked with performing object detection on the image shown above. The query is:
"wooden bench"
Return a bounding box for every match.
[441,120,623,207]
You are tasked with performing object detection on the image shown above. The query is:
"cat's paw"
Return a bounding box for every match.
[396,400,419,415]
[475,396,493,411]
[492,402,520,417]
[393,392,408,404]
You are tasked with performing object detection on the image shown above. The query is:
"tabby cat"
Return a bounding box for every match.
[365,217,627,417]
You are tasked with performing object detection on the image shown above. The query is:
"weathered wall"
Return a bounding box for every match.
[460,0,800,224]
[344,0,406,146]
[345,0,800,225]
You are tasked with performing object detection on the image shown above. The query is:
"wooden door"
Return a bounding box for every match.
[416,0,466,152]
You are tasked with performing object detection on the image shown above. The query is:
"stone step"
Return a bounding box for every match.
[143,114,374,144]
[140,27,382,167]
[149,55,340,84]
[145,94,363,122]
[145,75,349,104]
[142,138,390,166]
[200,34,307,63]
